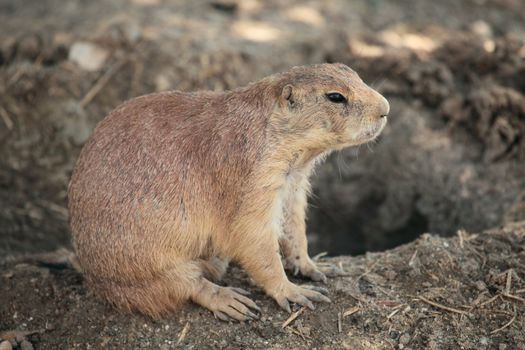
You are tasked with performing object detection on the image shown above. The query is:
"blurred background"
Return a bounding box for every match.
[1,0,524,257]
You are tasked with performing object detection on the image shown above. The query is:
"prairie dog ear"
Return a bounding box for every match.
[280,84,295,108]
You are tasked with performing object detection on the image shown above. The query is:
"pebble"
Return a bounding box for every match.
[475,280,487,291]
[68,41,108,71]
[210,0,238,13]
[20,340,34,350]
[384,270,397,280]
[399,333,411,345]
[131,0,160,5]
[480,336,488,346]
[389,330,400,340]
[0,341,12,350]
[470,20,493,37]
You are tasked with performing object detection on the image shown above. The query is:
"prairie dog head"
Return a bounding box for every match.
[271,63,389,152]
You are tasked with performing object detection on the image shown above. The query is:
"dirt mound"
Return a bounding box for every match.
[355,34,525,161]
[442,84,525,161]
[1,222,524,349]
[437,36,525,161]
[311,33,525,253]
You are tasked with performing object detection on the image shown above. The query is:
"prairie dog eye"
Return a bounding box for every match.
[326,92,347,103]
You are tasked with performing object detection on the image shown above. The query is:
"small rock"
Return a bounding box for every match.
[333,279,345,292]
[155,74,172,92]
[475,280,487,291]
[389,330,400,340]
[428,340,439,350]
[131,0,160,5]
[20,340,34,350]
[499,343,507,350]
[480,336,488,346]
[210,0,238,13]
[0,340,12,350]
[384,270,397,280]
[68,41,108,71]
[61,101,93,145]
[358,279,375,296]
[116,22,142,44]
[101,21,142,44]
[470,20,492,37]
[399,333,411,345]
[342,336,382,350]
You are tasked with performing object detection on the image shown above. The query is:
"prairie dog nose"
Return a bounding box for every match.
[367,87,389,118]
[378,94,390,118]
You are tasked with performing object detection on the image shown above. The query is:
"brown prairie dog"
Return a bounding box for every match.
[68,63,389,321]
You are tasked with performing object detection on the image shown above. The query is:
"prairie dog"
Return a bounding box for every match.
[68,63,389,321]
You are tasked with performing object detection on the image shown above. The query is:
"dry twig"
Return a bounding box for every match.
[490,307,517,334]
[177,322,190,345]
[478,294,500,308]
[37,199,68,219]
[386,305,404,320]
[408,250,418,267]
[290,328,308,340]
[418,296,469,315]
[342,306,360,317]
[282,307,305,328]
[505,269,513,294]
[502,293,525,303]
[457,229,466,249]
[6,68,24,88]
[0,106,13,130]
[80,60,126,108]
[354,256,383,284]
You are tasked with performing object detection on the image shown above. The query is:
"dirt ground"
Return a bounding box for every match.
[1,0,525,348]
[1,222,524,349]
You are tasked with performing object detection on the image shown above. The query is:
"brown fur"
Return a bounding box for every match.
[68,63,389,320]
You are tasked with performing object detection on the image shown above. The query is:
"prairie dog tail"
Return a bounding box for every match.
[88,259,204,319]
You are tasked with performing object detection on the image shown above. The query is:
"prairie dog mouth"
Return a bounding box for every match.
[361,117,387,139]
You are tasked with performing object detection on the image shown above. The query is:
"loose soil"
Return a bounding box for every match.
[1,223,524,349]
